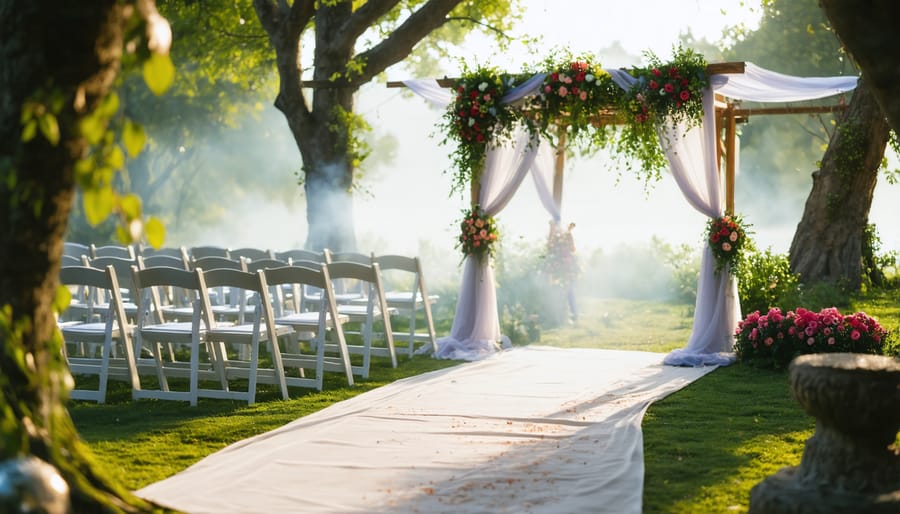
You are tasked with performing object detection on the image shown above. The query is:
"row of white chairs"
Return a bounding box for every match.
[60,263,367,405]
[63,245,440,358]
[59,250,440,405]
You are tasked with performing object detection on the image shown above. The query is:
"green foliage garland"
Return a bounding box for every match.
[441,47,710,194]
[441,66,524,193]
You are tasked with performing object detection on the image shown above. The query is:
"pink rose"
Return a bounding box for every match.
[544,85,552,93]
[827,337,836,345]
[558,86,568,97]
[579,91,588,101]
[851,330,861,340]
[807,337,815,346]
[764,337,774,346]
[721,242,732,252]
[729,231,738,242]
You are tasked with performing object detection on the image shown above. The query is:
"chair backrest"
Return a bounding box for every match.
[131,265,209,326]
[191,256,247,272]
[61,254,82,268]
[198,268,275,331]
[87,256,137,284]
[59,265,130,330]
[324,250,373,265]
[86,256,139,308]
[91,244,136,260]
[263,264,343,332]
[63,242,91,260]
[244,258,289,273]
[327,261,389,313]
[137,254,190,271]
[372,254,424,294]
[189,246,231,260]
[230,248,273,262]
[274,249,327,263]
[140,245,189,262]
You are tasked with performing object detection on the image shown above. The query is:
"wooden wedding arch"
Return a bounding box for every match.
[385,61,849,214]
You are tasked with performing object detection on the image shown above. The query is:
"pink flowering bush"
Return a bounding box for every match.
[734,306,891,368]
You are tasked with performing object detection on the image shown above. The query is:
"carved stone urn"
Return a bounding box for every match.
[749,353,900,514]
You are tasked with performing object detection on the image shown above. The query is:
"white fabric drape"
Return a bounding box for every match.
[435,129,541,360]
[657,89,739,366]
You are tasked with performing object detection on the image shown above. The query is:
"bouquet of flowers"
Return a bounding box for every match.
[734,306,891,369]
[707,213,750,275]
[622,46,708,127]
[456,205,499,262]
[543,223,580,288]
[531,57,617,140]
[442,66,520,192]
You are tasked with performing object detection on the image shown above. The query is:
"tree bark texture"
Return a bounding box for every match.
[819,0,900,134]
[1,1,166,512]
[789,79,890,290]
[253,0,463,251]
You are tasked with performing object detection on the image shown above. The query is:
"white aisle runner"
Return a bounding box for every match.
[137,347,716,514]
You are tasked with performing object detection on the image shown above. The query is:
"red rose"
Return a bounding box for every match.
[652,68,660,77]
[649,80,658,89]
[680,90,690,101]
[664,83,674,93]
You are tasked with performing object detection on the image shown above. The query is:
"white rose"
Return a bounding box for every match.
[585,74,595,82]
[478,82,488,92]
[468,117,476,127]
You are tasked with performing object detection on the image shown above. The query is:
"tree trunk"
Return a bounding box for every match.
[1,1,168,512]
[819,1,900,134]
[789,78,890,290]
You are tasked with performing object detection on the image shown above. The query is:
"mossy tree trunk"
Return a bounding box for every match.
[0,1,170,512]
[788,79,890,290]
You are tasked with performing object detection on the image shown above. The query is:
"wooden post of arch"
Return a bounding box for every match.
[724,103,737,214]
[553,128,567,210]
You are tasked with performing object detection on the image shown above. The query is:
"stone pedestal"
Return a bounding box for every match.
[749,353,900,514]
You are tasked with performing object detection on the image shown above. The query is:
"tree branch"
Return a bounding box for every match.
[338,0,400,43]
[350,0,461,85]
[445,15,511,40]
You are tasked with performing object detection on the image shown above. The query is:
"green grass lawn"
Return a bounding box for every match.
[70,292,900,513]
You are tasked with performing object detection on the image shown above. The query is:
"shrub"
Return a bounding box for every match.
[736,247,801,315]
[734,306,892,369]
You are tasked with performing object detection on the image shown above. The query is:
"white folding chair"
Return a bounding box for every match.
[197,268,293,404]
[263,264,354,389]
[373,254,439,357]
[327,261,397,378]
[59,265,141,403]
[189,245,231,260]
[130,265,216,405]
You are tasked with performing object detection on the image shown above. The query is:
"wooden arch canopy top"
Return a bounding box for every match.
[383,61,848,214]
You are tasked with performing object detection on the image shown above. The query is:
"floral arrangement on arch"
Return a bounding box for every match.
[707,213,751,275]
[734,307,892,369]
[441,66,524,193]
[542,222,580,288]
[621,46,709,127]
[529,54,618,147]
[456,205,499,262]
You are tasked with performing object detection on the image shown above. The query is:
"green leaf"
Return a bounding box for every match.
[144,217,166,248]
[97,92,120,118]
[122,120,147,158]
[52,286,71,315]
[79,115,105,145]
[82,187,115,226]
[38,113,60,146]
[21,120,37,142]
[104,144,125,171]
[119,193,141,220]
[143,53,176,96]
